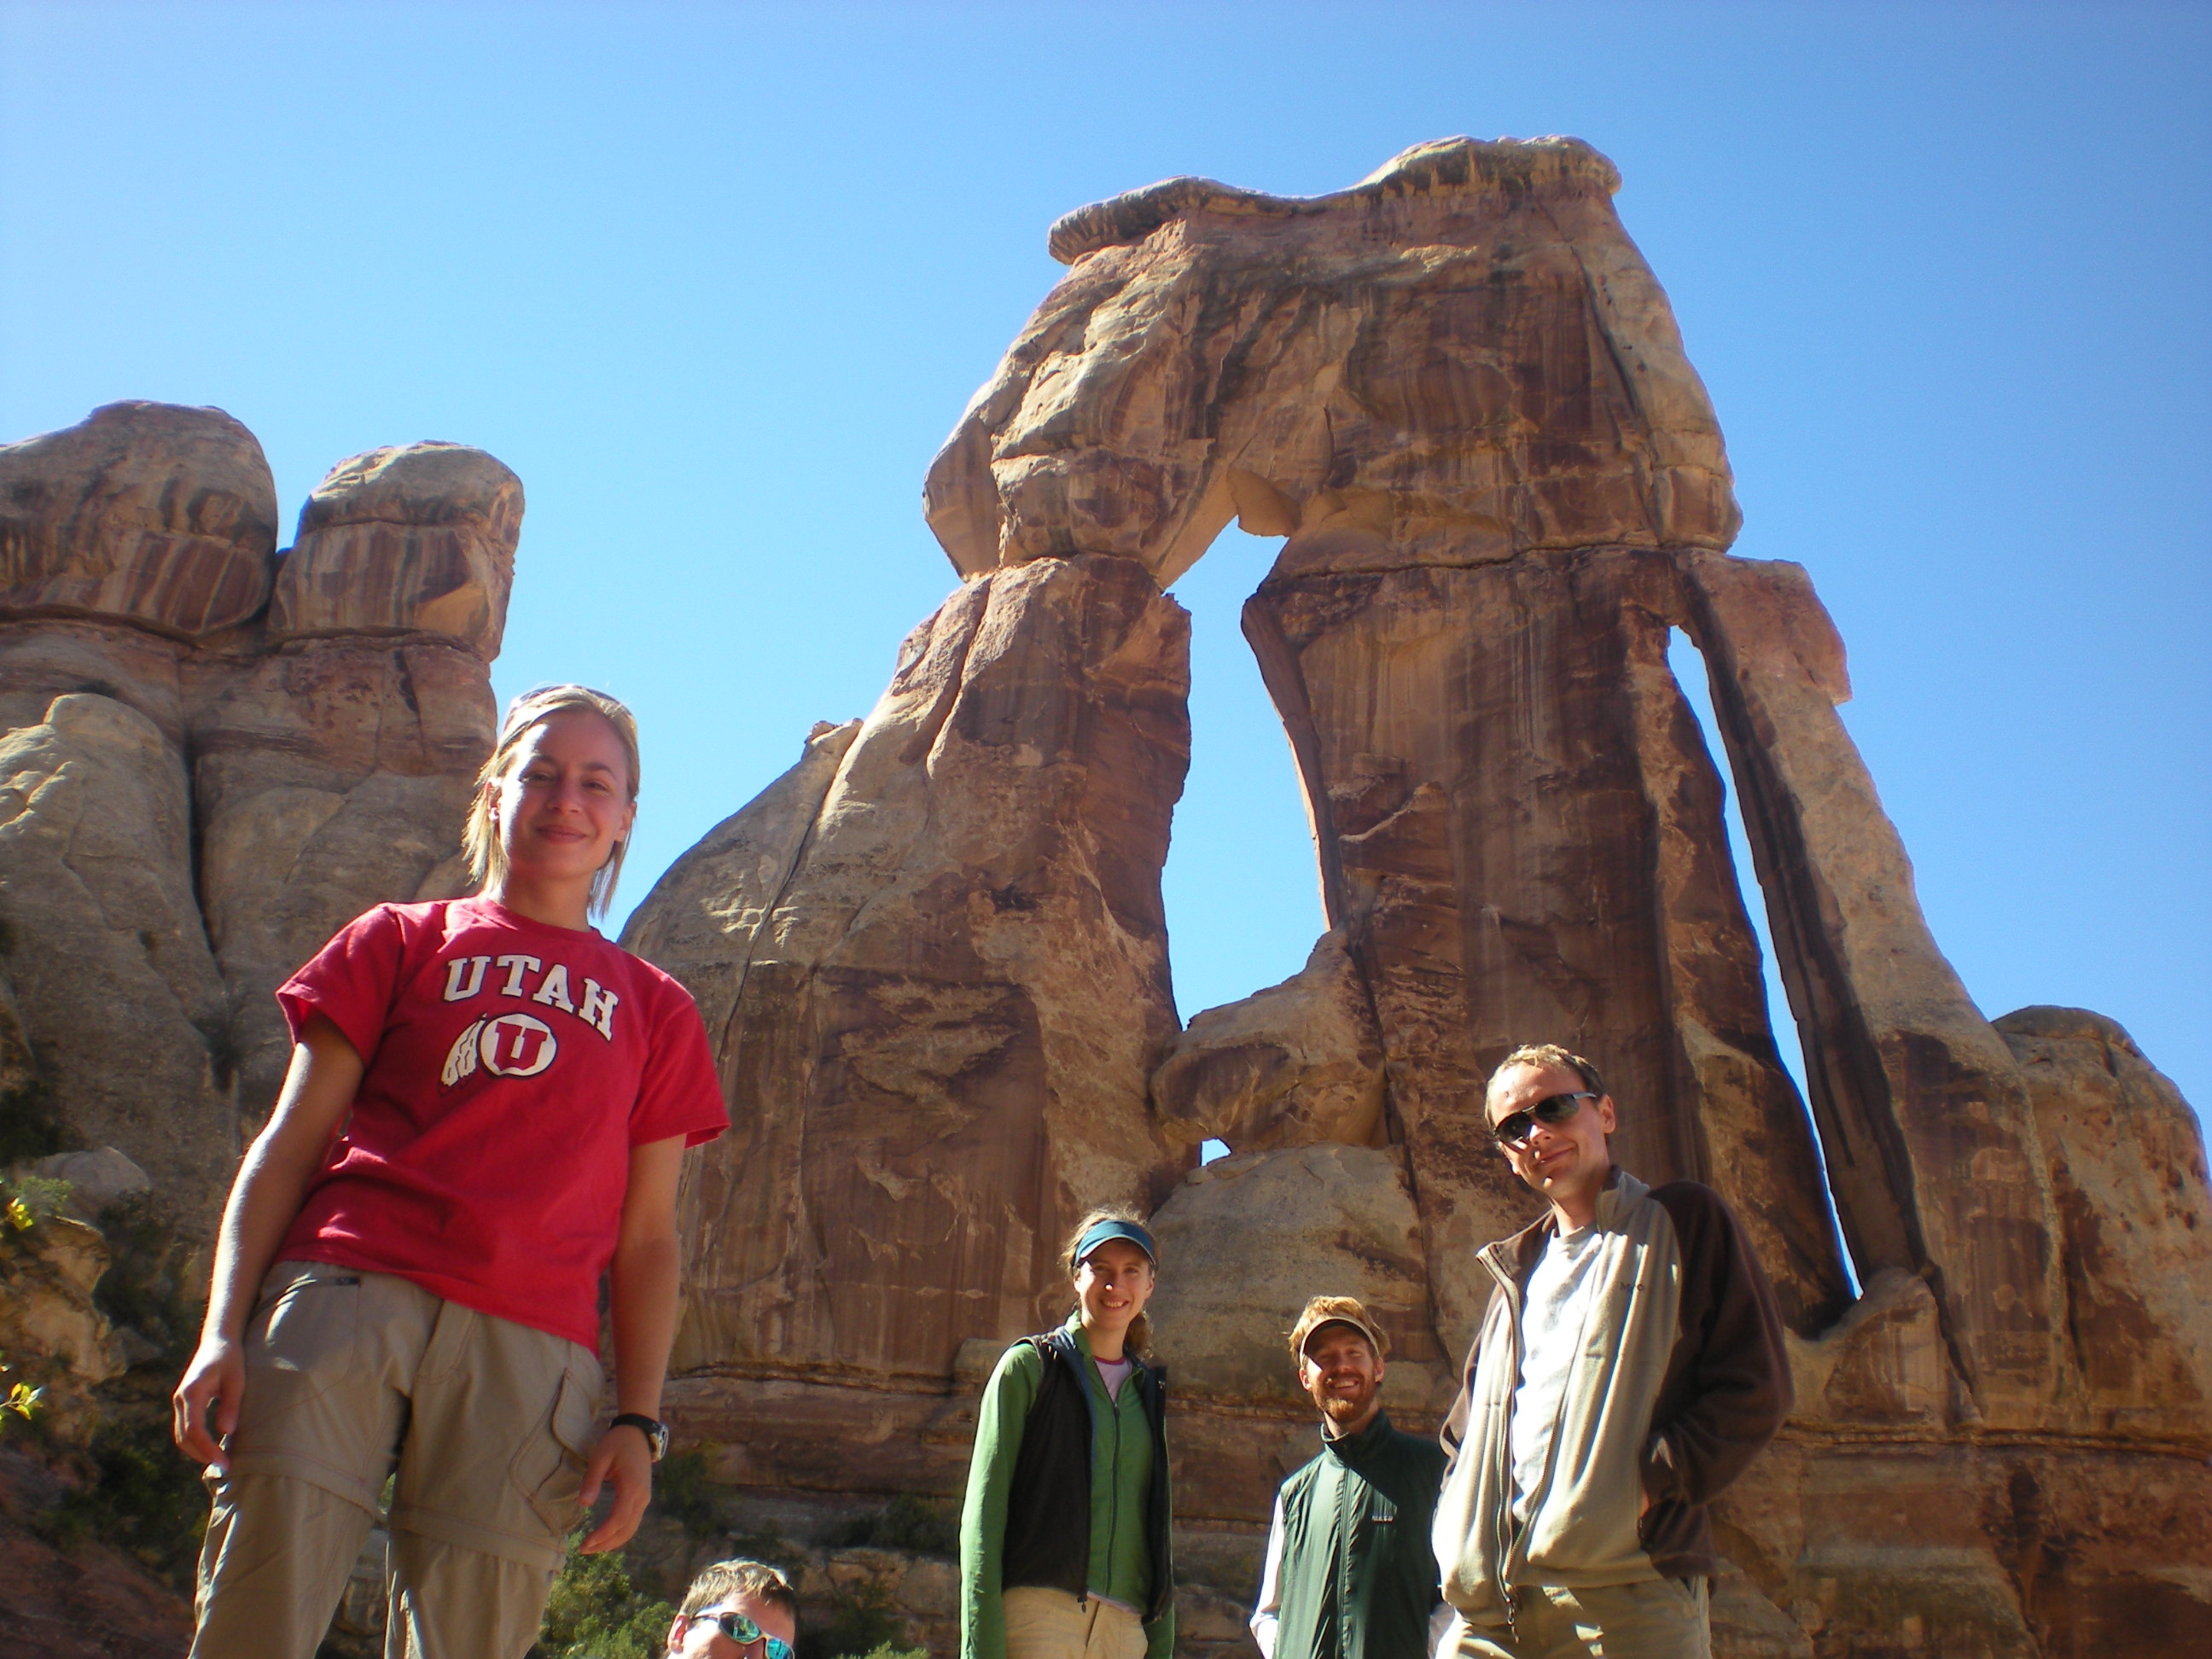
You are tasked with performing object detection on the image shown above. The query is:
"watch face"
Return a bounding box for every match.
[648,1423,670,1462]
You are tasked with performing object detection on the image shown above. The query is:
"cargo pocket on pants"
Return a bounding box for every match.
[511,1364,601,1538]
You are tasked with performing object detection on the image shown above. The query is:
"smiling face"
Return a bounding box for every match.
[487,707,637,913]
[1298,1322,1384,1436]
[1487,1059,1617,1227]
[1074,1237,1156,1348]
[667,1588,797,1659]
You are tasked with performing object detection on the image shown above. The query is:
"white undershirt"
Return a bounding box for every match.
[1094,1356,1133,1400]
[1509,1222,1605,1522]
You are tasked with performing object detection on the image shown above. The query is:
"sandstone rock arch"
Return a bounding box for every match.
[630,137,2211,1653]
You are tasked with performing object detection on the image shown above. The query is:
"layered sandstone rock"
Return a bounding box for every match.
[926,137,1737,581]
[0,695,236,1223]
[270,442,521,655]
[628,555,1190,1379]
[0,402,276,640]
[193,632,497,1123]
[1144,1143,1447,1415]
[642,137,2210,1656]
[1150,928,1385,1151]
[0,405,512,1231]
[1993,1005,2212,1435]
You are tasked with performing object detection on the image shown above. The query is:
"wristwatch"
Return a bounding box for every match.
[609,1412,669,1462]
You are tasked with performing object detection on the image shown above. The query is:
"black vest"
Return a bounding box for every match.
[1000,1327,1175,1623]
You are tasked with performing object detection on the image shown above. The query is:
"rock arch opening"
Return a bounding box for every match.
[1666,626,1862,1295]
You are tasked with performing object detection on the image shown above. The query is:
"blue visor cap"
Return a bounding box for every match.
[1075,1219,1157,1266]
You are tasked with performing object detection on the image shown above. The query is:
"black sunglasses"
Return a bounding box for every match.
[711,1611,793,1659]
[1491,1091,1596,1146]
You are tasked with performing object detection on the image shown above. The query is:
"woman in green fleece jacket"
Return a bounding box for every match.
[959,1210,1176,1659]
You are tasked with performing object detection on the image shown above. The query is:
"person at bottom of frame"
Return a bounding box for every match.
[665,1557,800,1657]
[1432,1044,1792,1659]
[1249,1295,1449,1659]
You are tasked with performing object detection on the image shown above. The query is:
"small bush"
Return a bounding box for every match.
[823,1492,957,1557]
[654,1447,722,1537]
[92,1191,197,1367]
[801,1580,907,1659]
[537,1537,674,1659]
[40,1412,209,1587]
[726,1518,807,1574]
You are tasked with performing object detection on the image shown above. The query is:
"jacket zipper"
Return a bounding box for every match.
[1481,1243,1526,1626]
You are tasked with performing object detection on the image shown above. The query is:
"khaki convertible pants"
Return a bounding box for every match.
[189,1261,604,1659]
[1002,1587,1148,1659]
[1447,1578,1711,1659]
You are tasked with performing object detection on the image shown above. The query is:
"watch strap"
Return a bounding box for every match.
[609,1412,668,1461]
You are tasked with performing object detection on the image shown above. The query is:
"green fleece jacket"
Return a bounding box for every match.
[958,1318,1175,1659]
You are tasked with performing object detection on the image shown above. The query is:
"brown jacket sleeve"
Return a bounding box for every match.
[1642,1181,1794,1509]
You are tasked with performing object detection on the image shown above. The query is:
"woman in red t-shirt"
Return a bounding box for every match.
[173,684,726,1659]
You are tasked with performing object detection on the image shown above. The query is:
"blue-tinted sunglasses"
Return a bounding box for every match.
[712,1610,794,1659]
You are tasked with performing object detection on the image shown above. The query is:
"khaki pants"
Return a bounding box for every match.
[189,1261,604,1659]
[1447,1578,1710,1659]
[1003,1587,1149,1659]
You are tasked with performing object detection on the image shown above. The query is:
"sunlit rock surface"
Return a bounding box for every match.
[0,404,509,1228]
[634,138,2212,1656]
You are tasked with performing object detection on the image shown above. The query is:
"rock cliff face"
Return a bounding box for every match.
[632,138,2212,1656]
[627,554,1189,1380]
[0,403,513,1231]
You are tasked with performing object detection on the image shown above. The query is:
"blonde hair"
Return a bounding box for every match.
[1487,1043,1607,1103]
[1064,1206,1159,1360]
[677,1557,797,1622]
[462,684,641,919]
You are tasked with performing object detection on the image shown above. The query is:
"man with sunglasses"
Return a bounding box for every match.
[1432,1045,1791,1659]
[665,1557,799,1659]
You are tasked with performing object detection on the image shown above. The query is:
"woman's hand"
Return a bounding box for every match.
[577,1422,655,1553]
[173,1335,246,1466]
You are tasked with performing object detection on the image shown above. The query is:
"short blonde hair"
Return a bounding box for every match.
[1487,1043,1607,1103]
[677,1556,797,1622]
[462,684,641,919]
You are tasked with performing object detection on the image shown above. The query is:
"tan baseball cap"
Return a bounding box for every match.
[1288,1295,1390,1363]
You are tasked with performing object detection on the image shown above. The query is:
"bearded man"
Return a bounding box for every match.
[1249,1297,1447,1659]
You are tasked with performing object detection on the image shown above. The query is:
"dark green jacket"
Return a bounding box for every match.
[1263,1411,1447,1659]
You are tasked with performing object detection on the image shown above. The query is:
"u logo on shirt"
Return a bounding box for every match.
[442,1012,559,1086]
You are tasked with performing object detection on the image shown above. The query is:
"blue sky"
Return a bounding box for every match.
[3,2,2205,1121]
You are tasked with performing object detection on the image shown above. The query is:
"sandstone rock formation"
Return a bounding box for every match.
[1150,929,1386,1152]
[633,137,2212,1656]
[628,553,1190,1380]
[0,401,276,640]
[0,404,513,1230]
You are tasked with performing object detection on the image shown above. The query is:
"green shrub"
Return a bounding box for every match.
[40,1412,209,1587]
[801,1580,907,1659]
[93,1190,197,1367]
[822,1492,958,1557]
[726,1518,807,1573]
[537,1537,674,1659]
[653,1447,722,1537]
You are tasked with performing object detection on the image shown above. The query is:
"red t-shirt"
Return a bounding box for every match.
[274,897,727,1348]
